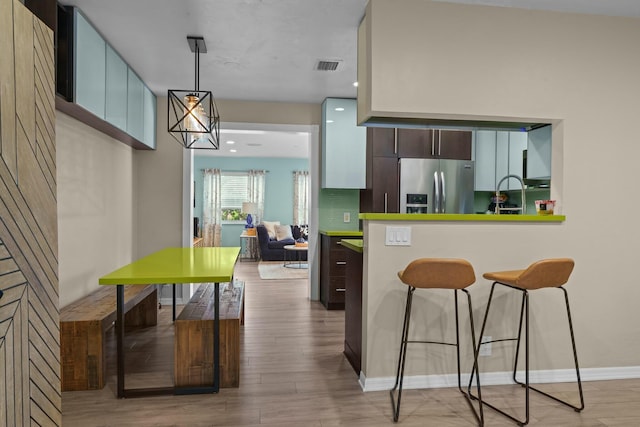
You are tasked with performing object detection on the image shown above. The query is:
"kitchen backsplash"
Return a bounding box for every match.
[319,189,360,230]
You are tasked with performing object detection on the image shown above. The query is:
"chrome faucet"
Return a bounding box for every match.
[495,174,526,215]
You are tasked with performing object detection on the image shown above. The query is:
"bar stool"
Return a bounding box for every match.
[470,258,584,426]
[390,258,483,425]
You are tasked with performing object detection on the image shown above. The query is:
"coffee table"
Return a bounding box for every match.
[283,245,308,269]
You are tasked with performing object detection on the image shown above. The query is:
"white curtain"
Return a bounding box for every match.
[293,170,310,225]
[247,170,266,224]
[202,168,222,247]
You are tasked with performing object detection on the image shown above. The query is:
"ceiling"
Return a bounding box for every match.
[60,0,640,158]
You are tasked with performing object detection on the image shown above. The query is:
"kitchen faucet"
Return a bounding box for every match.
[495,174,526,215]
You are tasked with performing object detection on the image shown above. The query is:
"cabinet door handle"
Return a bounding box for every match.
[394,128,398,154]
[384,192,388,213]
[438,130,442,156]
[336,261,347,265]
[336,288,346,292]
[431,131,436,157]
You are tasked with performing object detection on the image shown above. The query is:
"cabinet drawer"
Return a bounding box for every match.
[328,260,347,277]
[329,277,346,304]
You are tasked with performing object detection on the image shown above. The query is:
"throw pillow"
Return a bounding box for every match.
[275,224,293,241]
[262,220,280,239]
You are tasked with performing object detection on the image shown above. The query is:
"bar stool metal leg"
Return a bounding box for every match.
[458,289,485,426]
[390,286,415,422]
[390,287,484,425]
[512,287,585,413]
[390,258,482,425]
[469,281,584,426]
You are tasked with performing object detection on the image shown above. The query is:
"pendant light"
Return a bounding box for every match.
[168,36,220,149]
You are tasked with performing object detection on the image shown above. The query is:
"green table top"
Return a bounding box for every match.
[99,247,241,285]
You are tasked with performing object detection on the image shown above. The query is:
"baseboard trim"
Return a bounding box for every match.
[359,366,640,392]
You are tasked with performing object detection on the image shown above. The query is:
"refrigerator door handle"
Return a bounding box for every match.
[440,171,446,213]
[433,171,440,213]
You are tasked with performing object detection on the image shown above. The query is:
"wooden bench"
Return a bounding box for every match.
[60,284,158,391]
[175,281,244,388]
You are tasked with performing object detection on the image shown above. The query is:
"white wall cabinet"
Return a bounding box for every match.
[474,130,529,191]
[527,125,552,179]
[321,98,366,189]
[143,87,157,149]
[105,45,128,131]
[74,11,105,119]
[73,8,156,149]
[127,69,144,142]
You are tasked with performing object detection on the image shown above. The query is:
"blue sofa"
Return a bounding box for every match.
[256,224,308,261]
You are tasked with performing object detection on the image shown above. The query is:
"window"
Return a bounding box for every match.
[221,173,249,222]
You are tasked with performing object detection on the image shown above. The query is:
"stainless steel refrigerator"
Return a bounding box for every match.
[399,158,475,214]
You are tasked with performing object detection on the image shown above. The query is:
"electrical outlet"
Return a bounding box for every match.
[343,212,350,223]
[479,336,492,357]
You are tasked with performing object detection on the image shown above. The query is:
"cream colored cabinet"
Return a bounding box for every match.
[321,98,366,189]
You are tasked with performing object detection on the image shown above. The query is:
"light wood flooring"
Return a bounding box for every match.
[62,262,640,426]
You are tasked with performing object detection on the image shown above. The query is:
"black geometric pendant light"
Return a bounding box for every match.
[168,36,220,149]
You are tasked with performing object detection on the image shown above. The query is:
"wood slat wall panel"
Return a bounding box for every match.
[0,0,17,176]
[13,0,35,149]
[0,0,60,423]
[29,293,61,366]
[0,342,6,426]
[0,202,58,311]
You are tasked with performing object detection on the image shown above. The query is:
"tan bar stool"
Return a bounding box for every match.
[390,258,483,425]
[470,258,584,426]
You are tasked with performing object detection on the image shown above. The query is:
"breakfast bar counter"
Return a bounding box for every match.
[356,213,572,391]
[359,213,565,222]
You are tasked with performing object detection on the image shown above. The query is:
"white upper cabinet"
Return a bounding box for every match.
[127,69,144,142]
[474,130,497,191]
[74,10,105,118]
[143,87,157,149]
[105,45,127,131]
[321,98,366,189]
[475,130,529,191]
[73,8,156,149]
[507,131,527,189]
[527,125,552,179]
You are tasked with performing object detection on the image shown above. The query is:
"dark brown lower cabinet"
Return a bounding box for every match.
[320,234,348,309]
[344,247,363,374]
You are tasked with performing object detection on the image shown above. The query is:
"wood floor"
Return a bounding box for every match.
[62,262,640,426]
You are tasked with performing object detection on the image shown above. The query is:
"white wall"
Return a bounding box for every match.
[57,112,135,307]
[358,0,640,385]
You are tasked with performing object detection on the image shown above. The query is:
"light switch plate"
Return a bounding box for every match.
[343,212,350,223]
[385,226,411,246]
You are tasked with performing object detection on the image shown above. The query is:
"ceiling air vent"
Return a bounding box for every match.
[316,60,342,71]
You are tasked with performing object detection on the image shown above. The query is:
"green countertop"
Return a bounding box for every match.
[319,230,364,236]
[341,239,363,253]
[99,247,241,285]
[359,213,565,222]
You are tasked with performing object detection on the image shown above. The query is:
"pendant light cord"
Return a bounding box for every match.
[194,41,200,91]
